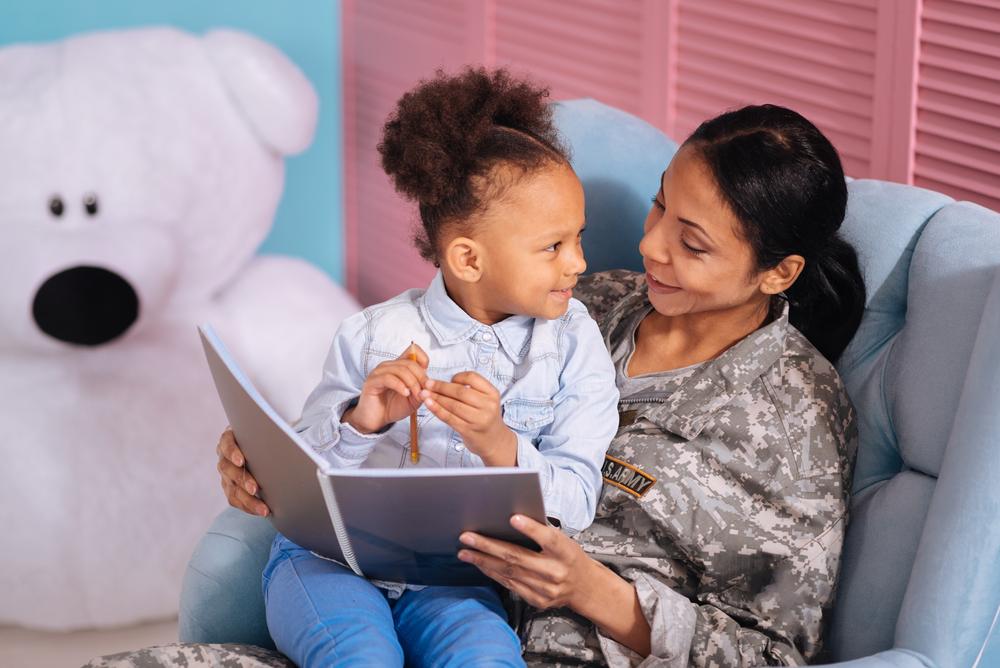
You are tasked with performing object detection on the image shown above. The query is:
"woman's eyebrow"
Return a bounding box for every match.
[679,217,715,244]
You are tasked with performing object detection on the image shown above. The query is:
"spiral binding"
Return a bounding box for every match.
[316,468,363,577]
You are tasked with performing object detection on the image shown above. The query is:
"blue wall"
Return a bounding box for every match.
[0,0,345,283]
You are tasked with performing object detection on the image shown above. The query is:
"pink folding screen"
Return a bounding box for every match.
[913,0,1000,213]
[343,0,999,304]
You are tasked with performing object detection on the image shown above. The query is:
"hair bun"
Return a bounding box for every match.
[378,67,555,207]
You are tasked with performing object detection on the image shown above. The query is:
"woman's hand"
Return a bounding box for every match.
[343,343,429,434]
[421,371,517,466]
[216,427,269,517]
[457,514,597,611]
[460,514,653,655]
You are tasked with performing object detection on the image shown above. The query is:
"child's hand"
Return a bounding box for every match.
[421,371,517,466]
[343,343,428,434]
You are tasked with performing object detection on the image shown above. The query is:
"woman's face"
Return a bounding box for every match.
[639,146,768,319]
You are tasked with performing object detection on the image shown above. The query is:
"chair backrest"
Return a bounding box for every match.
[829,182,1000,666]
[551,98,677,274]
[180,99,1000,666]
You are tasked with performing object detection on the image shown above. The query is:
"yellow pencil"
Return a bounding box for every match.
[408,347,420,463]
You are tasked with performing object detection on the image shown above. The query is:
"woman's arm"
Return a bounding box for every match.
[572,558,652,656]
[458,515,653,656]
[461,475,849,667]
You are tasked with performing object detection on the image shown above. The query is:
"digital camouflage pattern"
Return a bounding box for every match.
[520,271,858,667]
[82,643,292,668]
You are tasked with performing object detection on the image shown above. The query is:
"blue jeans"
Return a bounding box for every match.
[262,534,525,667]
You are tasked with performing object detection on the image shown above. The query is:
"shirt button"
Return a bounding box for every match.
[454,443,465,451]
[482,332,493,342]
[479,356,489,365]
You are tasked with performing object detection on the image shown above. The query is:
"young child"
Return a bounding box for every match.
[262,68,619,667]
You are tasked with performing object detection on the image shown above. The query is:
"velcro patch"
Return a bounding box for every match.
[618,409,639,430]
[601,454,656,497]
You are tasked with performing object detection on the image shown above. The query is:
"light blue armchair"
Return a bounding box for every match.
[176,100,1000,667]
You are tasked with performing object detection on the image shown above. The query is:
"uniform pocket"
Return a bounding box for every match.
[501,398,555,432]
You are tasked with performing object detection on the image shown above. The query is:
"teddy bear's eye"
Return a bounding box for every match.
[48,196,64,218]
[83,193,99,216]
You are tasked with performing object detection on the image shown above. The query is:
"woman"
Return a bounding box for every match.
[217,103,863,666]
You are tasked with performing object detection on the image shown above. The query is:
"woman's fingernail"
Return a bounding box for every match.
[234,454,244,466]
[425,379,435,389]
[259,507,268,517]
[511,515,524,527]
[460,533,476,547]
[457,550,471,562]
[425,397,435,407]
[419,389,430,399]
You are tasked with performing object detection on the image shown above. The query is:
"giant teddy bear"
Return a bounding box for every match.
[0,27,359,630]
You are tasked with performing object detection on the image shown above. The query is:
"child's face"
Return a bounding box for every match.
[471,161,587,322]
[639,146,766,319]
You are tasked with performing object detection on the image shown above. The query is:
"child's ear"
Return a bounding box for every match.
[760,254,805,296]
[443,237,484,282]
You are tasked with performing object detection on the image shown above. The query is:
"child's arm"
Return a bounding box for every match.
[296,313,428,468]
[510,313,619,534]
[424,311,618,534]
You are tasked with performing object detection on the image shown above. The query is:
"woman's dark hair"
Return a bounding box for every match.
[378,67,568,264]
[685,104,866,363]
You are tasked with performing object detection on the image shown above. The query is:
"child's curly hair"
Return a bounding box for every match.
[378,67,569,264]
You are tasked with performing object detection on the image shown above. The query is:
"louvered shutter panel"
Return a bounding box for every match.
[493,0,648,117]
[913,0,1000,212]
[674,0,880,178]
[343,1,1000,302]
[344,0,480,305]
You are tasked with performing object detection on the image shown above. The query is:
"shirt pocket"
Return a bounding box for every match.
[414,403,435,426]
[502,398,555,441]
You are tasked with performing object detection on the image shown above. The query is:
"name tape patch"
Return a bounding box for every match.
[601,454,656,498]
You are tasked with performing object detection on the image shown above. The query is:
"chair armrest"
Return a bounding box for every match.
[809,648,935,667]
[178,508,276,648]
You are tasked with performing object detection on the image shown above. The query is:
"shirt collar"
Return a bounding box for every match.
[491,312,534,362]
[419,271,534,361]
[642,300,791,441]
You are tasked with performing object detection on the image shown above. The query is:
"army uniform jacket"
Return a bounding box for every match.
[520,271,858,667]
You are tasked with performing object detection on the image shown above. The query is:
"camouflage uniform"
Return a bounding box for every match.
[82,643,294,668]
[520,271,857,667]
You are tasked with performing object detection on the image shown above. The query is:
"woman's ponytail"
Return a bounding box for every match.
[784,234,865,362]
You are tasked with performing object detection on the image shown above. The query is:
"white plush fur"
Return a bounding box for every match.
[0,27,359,630]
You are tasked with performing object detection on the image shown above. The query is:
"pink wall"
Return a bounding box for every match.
[343,0,1000,304]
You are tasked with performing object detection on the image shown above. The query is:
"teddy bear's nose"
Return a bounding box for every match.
[32,266,139,346]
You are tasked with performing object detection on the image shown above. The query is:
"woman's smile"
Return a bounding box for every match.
[645,272,681,294]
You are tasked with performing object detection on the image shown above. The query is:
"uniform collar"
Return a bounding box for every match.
[634,299,791,441]
[419,271,533,362]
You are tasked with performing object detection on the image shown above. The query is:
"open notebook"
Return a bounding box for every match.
[198,325,546,586]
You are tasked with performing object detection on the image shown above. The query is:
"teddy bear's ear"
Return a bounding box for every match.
[0,42,59,102]
[203,29,318,156]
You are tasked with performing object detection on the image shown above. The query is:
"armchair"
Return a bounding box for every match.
[172,100,1000,667]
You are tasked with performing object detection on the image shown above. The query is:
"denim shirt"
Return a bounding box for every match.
[295,271,619,534]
